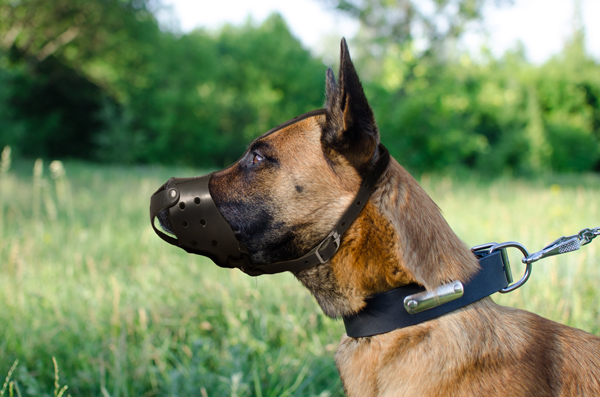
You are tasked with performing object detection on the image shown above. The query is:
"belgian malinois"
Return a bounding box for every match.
[152,39,600,395]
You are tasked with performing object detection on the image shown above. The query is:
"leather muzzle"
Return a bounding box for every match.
[149,110,390,276]
[150,174,251,270]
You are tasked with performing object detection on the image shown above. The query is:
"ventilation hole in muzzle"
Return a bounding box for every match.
[200,219,206,227]
[194,197,201,205]
[211,240,218,247]
[356,201,361,206]
[341,221,346,227]
[179,202,186,210]
[182,221,188,228]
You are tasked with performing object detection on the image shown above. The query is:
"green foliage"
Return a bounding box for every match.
[0,0,325,167]
[536,33,600,173]
[363,36,600,175]
[319,0,506,57]
[0,62,26,156]
[1,57,110,160]
[0,0,599,174]
[119,14,326,167]
[0,0,162,160]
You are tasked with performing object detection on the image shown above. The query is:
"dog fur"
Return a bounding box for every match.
[208,39,600,396]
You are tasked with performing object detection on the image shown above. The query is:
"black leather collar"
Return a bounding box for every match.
[342,248,510,338]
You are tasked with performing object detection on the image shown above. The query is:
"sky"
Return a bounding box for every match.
[157,0,600,64]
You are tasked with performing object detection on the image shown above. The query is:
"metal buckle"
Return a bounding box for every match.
[488,242,532,293]
[315,230,341,264]
[471,243,513,285]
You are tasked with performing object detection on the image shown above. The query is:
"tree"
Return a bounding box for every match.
[319,0,512,58]
[0,5,327,166]
[0,0,163,159]
[0,0,161,94]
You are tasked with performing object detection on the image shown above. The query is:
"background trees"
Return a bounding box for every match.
[1,0,598,174]
[0,1,325,167]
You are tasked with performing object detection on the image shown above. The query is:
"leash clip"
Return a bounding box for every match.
[523,227,600,265]
[468,226,599,296]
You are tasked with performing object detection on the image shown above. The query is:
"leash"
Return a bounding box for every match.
[343,227,600,338]
[472,227,600,293]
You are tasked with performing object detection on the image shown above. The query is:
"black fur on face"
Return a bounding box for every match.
[208,143,308,265]
[210,196,301,265]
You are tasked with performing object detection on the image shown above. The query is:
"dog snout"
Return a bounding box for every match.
[157,208,174,235]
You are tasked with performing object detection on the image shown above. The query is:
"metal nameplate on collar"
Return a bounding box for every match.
[403,280,464,314]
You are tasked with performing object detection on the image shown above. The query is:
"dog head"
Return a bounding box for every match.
[204,38,383,266]
[151,38,480,314]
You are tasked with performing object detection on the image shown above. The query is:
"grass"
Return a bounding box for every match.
[0,150,599,396]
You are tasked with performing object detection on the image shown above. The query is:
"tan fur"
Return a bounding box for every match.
[213,110,600,396]
[211,115,359,258]
[208,41,600,395]
[300,158,600,396]
[336,299,600,396]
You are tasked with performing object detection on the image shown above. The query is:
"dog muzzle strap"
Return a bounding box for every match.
[149,139,390,276]
[150,175,251,269]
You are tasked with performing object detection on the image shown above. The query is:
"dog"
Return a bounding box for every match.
[154,39,600,396]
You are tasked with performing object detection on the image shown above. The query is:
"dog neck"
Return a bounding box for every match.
[295,158,481,319]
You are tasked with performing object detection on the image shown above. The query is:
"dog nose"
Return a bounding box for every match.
[152,177,177,235]
[157,207,174,235]
[150,173,250,270]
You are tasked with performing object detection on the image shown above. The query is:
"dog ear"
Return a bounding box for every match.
[323,38,379,175]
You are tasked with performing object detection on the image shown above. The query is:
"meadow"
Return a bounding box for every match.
[1,151,599,396]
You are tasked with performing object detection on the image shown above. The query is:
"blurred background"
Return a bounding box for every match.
[2,0,599,174]
[1,0,599,396]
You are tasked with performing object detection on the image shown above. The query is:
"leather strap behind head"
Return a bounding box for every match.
[243,144,390,276]
[150,109,390,277]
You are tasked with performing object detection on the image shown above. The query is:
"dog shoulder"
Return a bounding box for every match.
[336,298,600,396]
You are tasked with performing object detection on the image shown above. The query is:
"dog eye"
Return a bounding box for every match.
[252,153,264,165]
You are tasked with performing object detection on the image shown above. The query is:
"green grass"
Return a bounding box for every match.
[0,156,599,396]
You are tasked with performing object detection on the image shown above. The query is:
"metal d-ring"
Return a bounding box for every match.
[490,242,532,293]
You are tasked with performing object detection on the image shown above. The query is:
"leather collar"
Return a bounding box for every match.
[342,248,510,337]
